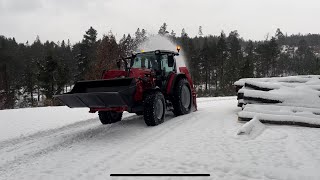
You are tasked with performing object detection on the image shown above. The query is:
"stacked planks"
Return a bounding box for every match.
[234,75,320,128]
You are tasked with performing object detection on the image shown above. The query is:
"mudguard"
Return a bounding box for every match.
[166,67,197,111]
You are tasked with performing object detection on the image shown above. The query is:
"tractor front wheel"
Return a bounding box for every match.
[143,91,165,126]
[172,78,192,116]
[98,111,123,124]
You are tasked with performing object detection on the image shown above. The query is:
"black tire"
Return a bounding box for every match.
[98,111,123,125]
[143,91,165,126]
[135,111,143,116]
[172,78,192,116]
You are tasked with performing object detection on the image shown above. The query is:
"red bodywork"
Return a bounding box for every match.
[179,67,197,110]
[90,66,197,113]
[103,68,154,102]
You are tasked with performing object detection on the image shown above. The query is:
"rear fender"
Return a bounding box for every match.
[167,73,186,95]
[179,67,194,88]
[168,67,197,111]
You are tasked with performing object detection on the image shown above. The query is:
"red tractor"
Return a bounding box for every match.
[55,48,197,126]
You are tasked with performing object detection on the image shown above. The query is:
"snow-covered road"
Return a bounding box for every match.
[0,97,320,180]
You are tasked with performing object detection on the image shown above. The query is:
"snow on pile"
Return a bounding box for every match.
[234,75,320,87]
[239,104,320,127]
[0,106,97,142]
[243,86,320,108]
[237,116,265,138]
[245,80,281,90]
[235,75,320,127]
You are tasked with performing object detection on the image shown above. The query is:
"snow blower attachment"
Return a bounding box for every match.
[55,49,197,126]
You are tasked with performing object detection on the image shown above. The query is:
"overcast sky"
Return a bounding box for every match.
[1,0,319,43]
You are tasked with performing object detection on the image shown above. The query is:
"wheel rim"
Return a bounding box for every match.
[155,99,164,119]
[181,85,191,109]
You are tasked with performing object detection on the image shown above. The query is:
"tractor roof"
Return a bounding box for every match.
[135,50,179,56]
[121,50,179,60]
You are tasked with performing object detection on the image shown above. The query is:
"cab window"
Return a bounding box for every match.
[160,55,175,75]
[131,53,159,70]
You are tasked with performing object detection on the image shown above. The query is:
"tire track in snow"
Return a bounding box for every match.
[0,115,134,171]
[0,98,222,178]
[0,113,194,178]
[76,113,200,177]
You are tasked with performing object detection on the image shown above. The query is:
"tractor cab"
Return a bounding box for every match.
[130,50,177,76]
[129,50,178,89]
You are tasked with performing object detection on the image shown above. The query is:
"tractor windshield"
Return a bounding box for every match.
[131,53,160,70]
[131,52,176,75]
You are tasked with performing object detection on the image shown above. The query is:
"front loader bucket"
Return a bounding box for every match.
[54,78,136,108]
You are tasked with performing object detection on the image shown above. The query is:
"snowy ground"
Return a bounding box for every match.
[0,97,320,180]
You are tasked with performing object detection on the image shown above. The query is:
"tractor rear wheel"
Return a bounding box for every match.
[98,111,123,124]
[172,78,192,116]
[143,91,165,126]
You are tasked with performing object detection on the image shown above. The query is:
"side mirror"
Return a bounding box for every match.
[101,69,106,78]
[130,55,136,67]
[168,55,174,67]
[116,59,121,69]
[141,58,146,68]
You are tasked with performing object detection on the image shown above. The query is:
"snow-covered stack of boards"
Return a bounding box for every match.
[234,75,320,128]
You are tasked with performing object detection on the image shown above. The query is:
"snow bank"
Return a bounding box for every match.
[0,106,97,142]
[237,116,265,138]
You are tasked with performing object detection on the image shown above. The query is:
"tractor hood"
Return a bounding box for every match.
[103,68,153,79]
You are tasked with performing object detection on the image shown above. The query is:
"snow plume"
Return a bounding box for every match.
[137,35,187,72]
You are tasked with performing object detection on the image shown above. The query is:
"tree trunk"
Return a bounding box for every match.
[0,65,8,109]
[205,68,208,90]
[37,87,40,102]
[31,91,34,106]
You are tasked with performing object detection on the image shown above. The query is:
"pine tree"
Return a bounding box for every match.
[255,42,270,77]
[198,26,203,37]
[141,29,147,42]
[275,28,285,45]
[158,23,169,36]
[22,59,37,106]
[296,39,316,74]
[76,26,98,81]
[170,30,176,38]
[134,28,147,49]
[241,40,254,78]
[216,32,228,93]
[119,34,135,57]
[200,37,210,90]
[181,28,188,38]
[268,37,280,76]
[38,53,58,100]
[0,64,8,109]
[90,32,119,79]
[226,30,243,89]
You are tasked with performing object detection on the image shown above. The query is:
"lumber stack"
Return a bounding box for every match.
[234,75,320,128]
